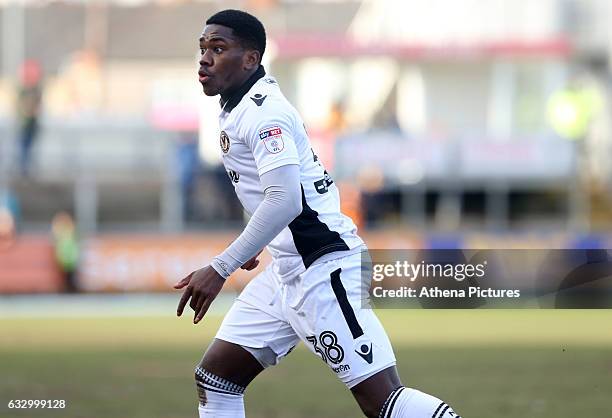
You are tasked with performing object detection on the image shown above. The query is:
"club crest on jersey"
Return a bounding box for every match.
[220,131,230,153]
[259,126,285,154]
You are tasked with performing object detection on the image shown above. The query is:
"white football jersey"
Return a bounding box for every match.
[217,67,363,278]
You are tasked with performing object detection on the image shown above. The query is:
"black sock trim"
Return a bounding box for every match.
[385,387,406,418]
[195,367,245,395]
[437,405,450,418]
[196,381,240,396]
[378,387,399,418]
[379,386,405,418]
[432,402,446,418]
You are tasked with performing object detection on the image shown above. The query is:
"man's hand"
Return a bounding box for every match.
[174,266,225,324]
[241,249,263,271]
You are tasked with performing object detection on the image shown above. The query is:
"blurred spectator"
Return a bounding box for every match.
[175,132,200,222]
[66,49,104,116]
[51,211,79,293]
[0,189,20,249]
[16,60,43,176]
[0,189,20,226]
[0,207,16,250]
[326,100,348,134]
[546,78,603,141]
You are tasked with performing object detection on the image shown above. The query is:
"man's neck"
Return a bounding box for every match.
[220,65,266,112]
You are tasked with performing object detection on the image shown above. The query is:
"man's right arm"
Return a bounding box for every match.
[211,163,302,278]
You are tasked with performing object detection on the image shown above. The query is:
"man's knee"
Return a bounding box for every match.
[194,366,245,404]
[358,400,384,418]
[199,339,264,387]
[195,340,257,418]
[351,367,402,418]
[357,389,400,418]
[194,366,246,417]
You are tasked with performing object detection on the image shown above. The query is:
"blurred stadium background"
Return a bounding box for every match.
[0,1,611,417]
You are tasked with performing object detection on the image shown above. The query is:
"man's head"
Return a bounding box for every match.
[198,9,266,97]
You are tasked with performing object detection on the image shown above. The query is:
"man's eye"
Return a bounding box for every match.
[199,48,206,54]
[213,47,223,54]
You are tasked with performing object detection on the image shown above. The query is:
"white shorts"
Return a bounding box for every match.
[215,251,397,388]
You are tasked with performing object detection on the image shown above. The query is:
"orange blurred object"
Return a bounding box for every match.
[19,60,42,87]
[0,236,63,293]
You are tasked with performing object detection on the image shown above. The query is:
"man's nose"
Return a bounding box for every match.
[200,50,213,66]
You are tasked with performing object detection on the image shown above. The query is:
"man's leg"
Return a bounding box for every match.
[194,265,300,417]
[195,339,264,417]
[285,253,462,418]
[350,366,401,417]
[351,366,461,418]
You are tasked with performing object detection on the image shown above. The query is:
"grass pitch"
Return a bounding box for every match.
[1,310,611,418]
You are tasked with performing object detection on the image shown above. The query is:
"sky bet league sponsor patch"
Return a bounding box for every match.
[259,126,285,154]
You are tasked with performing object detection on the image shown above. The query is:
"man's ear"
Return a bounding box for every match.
[243,49,260,71]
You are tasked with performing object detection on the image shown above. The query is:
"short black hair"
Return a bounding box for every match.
[206,9,266,60]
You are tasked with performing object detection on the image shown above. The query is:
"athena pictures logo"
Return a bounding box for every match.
[220,131,230,154]
[363,249,612,309]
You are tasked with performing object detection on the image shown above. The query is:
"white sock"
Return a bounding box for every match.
[381,387,461,418]
[195,367,245,418]
[197,392,245,418]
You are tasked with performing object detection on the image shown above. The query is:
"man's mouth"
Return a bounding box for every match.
[198,72,211,83]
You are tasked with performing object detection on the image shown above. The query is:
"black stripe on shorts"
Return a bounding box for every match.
[330,268,364,339]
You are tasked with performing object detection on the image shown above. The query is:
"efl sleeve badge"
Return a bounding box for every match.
[258,126,285,154]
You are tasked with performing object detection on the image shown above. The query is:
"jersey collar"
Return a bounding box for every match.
[220,65,266,113]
